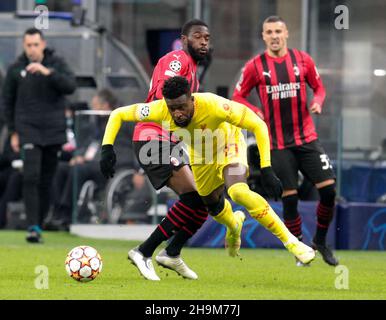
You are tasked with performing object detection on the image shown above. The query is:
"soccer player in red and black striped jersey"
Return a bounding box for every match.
[232,16,338,266]
[126,19,211,280]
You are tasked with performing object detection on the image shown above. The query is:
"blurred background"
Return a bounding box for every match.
[0,0,385,249]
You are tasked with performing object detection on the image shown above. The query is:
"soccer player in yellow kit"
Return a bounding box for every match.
[100,76,315,265]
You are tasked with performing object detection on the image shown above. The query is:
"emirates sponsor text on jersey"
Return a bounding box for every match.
[266,82,300,99]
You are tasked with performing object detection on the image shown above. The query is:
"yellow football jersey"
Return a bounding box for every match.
[102,92,271,168]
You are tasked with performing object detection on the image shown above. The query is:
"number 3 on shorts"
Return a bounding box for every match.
[320,154,332,170]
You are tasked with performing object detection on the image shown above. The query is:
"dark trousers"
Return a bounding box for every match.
[0,167,12,195]
[0,169,22,228]
[22,144,61,227]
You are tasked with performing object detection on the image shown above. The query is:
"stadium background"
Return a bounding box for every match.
[0,0,386,304]
[0,1,385,250]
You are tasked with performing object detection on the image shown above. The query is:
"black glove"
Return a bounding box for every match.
[100,144,116,179]
[260,166,283,201]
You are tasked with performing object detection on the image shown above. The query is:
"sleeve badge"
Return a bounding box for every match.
[169,60,182,73]
[139,105,150,120]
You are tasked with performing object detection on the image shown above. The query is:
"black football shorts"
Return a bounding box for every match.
[133,140,189,190]
[271,139,336,190]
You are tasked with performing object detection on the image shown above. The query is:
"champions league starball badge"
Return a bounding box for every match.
[169,60,182,72]
[139,105,150,120]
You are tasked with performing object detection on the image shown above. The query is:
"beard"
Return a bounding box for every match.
[187,42,206,62]
[173,112,193,127]
[174,118,190,127]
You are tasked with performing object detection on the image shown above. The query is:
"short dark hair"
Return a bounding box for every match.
[162,76,190,99]
[24,27,44,39]
[96,88,119,110]
[181,19,208,36]
[263,15,286,25]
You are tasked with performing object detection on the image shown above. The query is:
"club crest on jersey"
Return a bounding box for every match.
[293,65,300,76]
[169,60,182,72]
[223,103,230,111]
[139,105,150,120]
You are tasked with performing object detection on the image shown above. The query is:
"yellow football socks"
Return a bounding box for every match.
[227,182,292,244]
[212,198,238,231]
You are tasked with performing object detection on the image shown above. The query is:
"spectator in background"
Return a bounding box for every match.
[48,89,140,230]
[2,28,76,242]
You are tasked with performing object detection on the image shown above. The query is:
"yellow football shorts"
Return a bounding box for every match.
[191,128,249,196]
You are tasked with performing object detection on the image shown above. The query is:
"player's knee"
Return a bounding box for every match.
[179,191,205,210]
[227,182,250,205]
[228,183,267,216]
[228,182,269,213]
[207,193,225,216]
[318,183,336,207]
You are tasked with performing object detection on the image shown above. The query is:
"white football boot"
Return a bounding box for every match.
[128,247,160,281]
[295,258,311,267]
[155,249,198,280]
[284,236,316,264]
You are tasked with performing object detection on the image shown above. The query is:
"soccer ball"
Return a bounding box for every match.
[65,246,103,282]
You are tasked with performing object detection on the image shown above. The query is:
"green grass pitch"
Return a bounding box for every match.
[0,231,385,300]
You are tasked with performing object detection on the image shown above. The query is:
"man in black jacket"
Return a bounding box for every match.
[2,28,76,242]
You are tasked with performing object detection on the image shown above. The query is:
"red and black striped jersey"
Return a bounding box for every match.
[232,48,326,150]
[133,49,198,141]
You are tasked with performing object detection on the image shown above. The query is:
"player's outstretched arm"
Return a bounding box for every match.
[102,105,138,146]
[100,102,163,179]
[100,104,138,179]
[102,102,163,146]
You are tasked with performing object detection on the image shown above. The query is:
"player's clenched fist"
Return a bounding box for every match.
[260,166,283,200]
[100,144,116,179]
